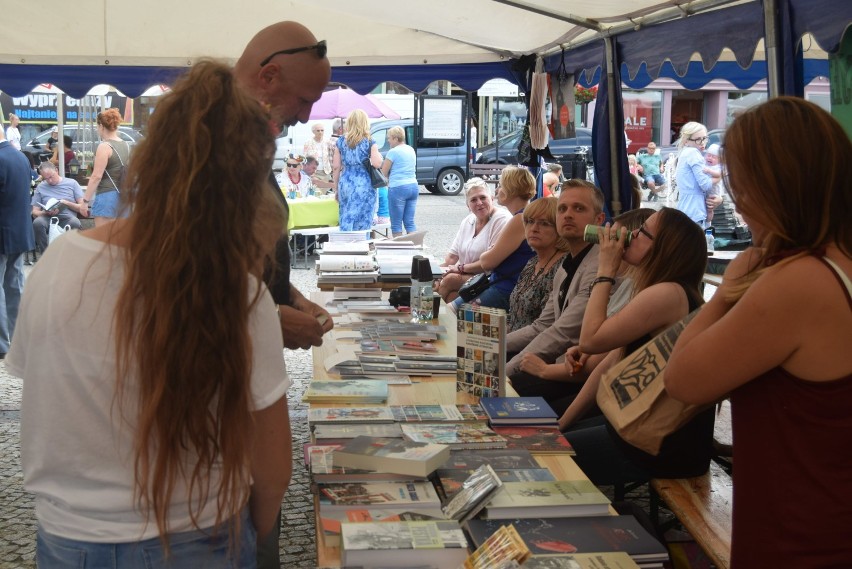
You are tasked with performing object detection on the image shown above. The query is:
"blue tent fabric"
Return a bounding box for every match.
[591,40,632,219]
[778,0,806,97]
[331,62,516,95]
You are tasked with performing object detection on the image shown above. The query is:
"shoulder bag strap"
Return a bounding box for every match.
[821,256,852,308]
[104,142,125,192]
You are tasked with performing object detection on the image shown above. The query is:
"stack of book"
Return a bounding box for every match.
[317,241,379,285]
[302,379,389,404]
[481,396,575,455]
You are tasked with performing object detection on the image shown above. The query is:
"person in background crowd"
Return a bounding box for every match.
[233,21,334,568]
[438,177,511,303]
[557,208,711,488]
[49,135,75,169]
[542,171,559,197]
[702,143,724,224]
[303,155,333,191]
[30,162,85,251]
[636,141,665,201]
[280,153,311,198]
[449,165,536,312]
[0,127,35,359]
[548,162,565,183]
[381,125,418,236]
[5,114,21,151]
[330,118,344,149]
[332,109,383,231]
[375,185,390,227]
[10,61,291,568]
[45,126,59,153]
[81,109,130,225]
[674,122,721,227]
[469,117,478,161]
[303,123,331,176]
[666,97,852,568]
[507,197,568,332]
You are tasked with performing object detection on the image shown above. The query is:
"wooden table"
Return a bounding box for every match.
[310,292,600,568]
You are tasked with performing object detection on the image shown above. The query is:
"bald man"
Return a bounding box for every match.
[234,22,333,353]
[234,23,331,568]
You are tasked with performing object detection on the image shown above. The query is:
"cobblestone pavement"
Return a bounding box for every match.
[0,190,467,569]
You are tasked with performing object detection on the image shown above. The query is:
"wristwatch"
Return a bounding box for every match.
[82,198,90,203]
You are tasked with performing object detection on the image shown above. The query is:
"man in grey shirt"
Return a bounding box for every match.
[31,162,86,251]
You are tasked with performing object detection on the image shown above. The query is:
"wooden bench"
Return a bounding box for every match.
[651,402,734,569]
[468,163,506,188]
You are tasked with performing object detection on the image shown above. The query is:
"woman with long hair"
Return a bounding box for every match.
[438,177,511,303]
[9,61,292,566]
[666,97,852,566]
[450,165,536,312]
[507,197,569,332]
[556,207,711,486]
[82,108,131,226]
[672,121,719,228]
[332,109,383,231]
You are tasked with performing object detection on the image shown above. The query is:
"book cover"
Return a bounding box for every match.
[313,423,403,441]
[480,396,559,425]
[465,516,667,563]
[341,520,468,569]
[302,379,388,404]
[38,197,66,212]
[390,404,487,423]
[456,303,507,398]
[309,444,428,483]
[492,426,575,455]
[442,448,541,470]
[307,406,395,424]
[484,480,610,519]
[522,553,641,569]
[317,481,442,511]
[333,436,451,478]
[441,464,503,523]
[401,422,506,450]
[319,508,445,547]
[463,524,531,569]
[318,254,378,272]
[435,468,555,501]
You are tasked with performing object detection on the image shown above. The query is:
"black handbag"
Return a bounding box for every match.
[363,157,388,188]
[458,272,492,302]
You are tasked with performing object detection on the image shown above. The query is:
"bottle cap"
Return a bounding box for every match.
[417,258,433,282]
[410,255,424,279]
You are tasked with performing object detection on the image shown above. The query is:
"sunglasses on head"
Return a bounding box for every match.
[259,40,327,66]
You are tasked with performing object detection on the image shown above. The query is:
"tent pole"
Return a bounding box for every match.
[604,35,622,216]
[57,94,65,177]
[764,0,781,98]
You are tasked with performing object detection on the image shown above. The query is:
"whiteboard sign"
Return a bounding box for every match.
[477,79,520,97]
[420,96,465,142]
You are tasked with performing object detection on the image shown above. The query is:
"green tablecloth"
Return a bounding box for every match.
[286,197,339,231]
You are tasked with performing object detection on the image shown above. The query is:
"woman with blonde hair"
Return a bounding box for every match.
[673,121,720,227]
[332,109,383,230]
[9,61,292,566]
[381,125,418,236]
[449,165,536,312]
[82,108,131,226]
[666,97,852,567]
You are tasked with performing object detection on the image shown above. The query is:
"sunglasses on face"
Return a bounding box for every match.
[259,40,327,66]
[287,163,301,168]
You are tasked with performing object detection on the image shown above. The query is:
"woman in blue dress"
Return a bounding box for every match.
[332,109,383,231]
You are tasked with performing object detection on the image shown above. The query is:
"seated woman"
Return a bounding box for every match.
[438,178,511,303]
[450,166,537,312]
[557,207,712,486]
[518,208,655,387]
[666,97,852,567]
[507,197,569,332]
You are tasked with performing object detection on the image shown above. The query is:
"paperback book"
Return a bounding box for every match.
[340,520,469,569]
[492,426,575,455]
[435,468,555,501]
[484,480,611,519]
[441,464,503,523]
[313,423,403,441]
[319,508,445,547]
[316,481,442,511]
[401,422,507,450]
[390,404,487,423]
[462,524,530,569]
[302,379,388,404]
[308,445,427,483]
[442,449,541,471]
[456,303,507,398]
[480,396,559,425]
[465,516,667,566]
[332,436,451,478]
[522,553,641,569]
[307,406,396,425]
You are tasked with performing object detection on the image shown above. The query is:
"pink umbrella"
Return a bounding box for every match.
[309,87,400,119]
[365,95,402,120]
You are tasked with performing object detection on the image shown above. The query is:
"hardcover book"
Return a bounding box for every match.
[480,396,559,425]
[319,508,445,547]
[484,480,610,519]
[317,481,442,511]
[465,516,667,565]
[492,426,575,455]
[401,422,506,450]
[341,520,469,569]
[332,436,451,478]
[456,303,507,398]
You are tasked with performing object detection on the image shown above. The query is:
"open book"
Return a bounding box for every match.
[38,197,65,212]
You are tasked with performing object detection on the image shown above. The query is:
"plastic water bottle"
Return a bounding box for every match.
[410,255,424,322]
[416,258,434,323]
[705,228,715,253]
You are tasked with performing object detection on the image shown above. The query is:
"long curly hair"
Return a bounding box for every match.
[344,109,371,148]
[113,60,283,545]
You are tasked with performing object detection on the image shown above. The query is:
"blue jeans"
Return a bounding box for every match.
[91,190,126,219]
[36,508,257,569]
[388,183,419,234]
[450,284,512,313]
[0,253,24,354]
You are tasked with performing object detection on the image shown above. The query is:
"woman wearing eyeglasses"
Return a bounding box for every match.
[507,197,568,332]
[281,154,312,198]
[673,122,718,228]
[553,207,713,487]
[332,109,384,231]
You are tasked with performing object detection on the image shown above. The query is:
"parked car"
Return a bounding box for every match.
[371,119,469,196]
[475,127,593,165]
[23,125,144,165]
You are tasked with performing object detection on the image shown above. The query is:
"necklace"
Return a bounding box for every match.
[533,250,560,278]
